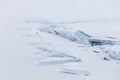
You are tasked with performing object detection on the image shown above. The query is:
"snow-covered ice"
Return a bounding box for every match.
[17,20,120,80]
[0,0,120,80]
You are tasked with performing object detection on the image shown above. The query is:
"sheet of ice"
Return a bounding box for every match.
[17,20,120,80]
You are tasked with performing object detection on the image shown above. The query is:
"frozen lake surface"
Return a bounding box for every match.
[0,0,120,80]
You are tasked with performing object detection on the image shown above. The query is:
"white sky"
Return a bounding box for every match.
[0,0,120,21]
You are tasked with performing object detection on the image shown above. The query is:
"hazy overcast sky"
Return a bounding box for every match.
[0,0,120,21]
